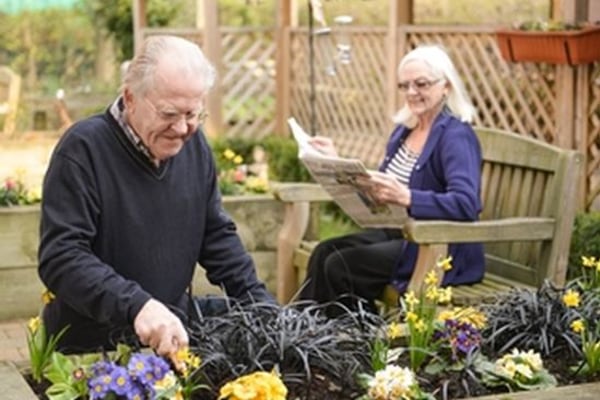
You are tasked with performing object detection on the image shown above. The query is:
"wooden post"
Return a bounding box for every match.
[132,0,147,56]
[385,0,413,132]
[275,0,295,136]
[201,0,223,138]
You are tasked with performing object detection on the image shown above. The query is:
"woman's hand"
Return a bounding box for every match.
[362,171,411,207]
[309,136,338,157]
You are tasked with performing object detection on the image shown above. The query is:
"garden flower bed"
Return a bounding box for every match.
[12,256,600,400]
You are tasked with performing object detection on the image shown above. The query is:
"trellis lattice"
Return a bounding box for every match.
[289,27,388,168]
[220,27,276,140]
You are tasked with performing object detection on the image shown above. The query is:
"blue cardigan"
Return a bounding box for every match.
[379,111,485,291]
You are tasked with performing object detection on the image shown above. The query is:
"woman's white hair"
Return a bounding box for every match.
[393,44,476,127]
[121,35,216,96]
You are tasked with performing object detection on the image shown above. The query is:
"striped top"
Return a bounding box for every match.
[384,142,419,185]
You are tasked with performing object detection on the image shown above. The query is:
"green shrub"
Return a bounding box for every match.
[568,212,600,281]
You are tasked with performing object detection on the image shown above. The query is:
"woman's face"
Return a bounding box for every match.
[398,59,448,120]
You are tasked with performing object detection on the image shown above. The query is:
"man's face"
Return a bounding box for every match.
[124,61,207,162]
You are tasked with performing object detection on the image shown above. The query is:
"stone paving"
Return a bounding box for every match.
[0,319,29,364]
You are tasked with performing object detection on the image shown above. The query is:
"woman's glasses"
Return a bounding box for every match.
[397,78,442,92]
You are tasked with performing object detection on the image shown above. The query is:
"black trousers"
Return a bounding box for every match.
[298,228,405,315]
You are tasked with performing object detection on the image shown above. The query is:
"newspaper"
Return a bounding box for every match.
[288,117,409,228]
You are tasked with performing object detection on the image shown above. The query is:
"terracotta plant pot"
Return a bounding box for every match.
[495,26,600,65]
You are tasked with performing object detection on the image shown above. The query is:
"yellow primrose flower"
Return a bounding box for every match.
[218,370,287,400]
[387,322,404,340]
[28,316,41,334]
[233,155,243,165]
[571,319,585,334]
[436,255,453,271]
[562,289,581,308]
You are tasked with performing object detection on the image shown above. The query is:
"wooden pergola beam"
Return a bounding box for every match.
[132,0,146,56]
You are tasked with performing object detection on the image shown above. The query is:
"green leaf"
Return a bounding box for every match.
[45,383,81,400]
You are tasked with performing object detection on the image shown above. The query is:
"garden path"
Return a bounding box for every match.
[0,319,28,363]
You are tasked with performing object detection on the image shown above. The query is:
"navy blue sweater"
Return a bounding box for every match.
[38,109,272,351]
[379,112,485,291]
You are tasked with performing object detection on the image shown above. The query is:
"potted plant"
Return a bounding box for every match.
[0,177,44,320]
[495,20,600,65]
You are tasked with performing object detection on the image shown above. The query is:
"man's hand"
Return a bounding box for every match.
[134,298,189,368]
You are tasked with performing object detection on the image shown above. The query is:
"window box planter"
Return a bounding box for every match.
[495,26,600,65]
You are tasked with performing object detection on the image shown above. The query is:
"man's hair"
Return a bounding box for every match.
[393,44,476,126]
[121,35,216,96]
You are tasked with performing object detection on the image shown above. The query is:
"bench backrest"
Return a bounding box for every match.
[476,127,582,287]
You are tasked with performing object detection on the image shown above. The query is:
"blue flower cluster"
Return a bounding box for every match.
[434,319,482,361]
[88,353,171,399]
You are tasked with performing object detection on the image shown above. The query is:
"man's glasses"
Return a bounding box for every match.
[144,97,208,125]
[397,78,442,92]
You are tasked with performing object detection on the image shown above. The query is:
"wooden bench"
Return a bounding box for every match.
[273,127,584,306]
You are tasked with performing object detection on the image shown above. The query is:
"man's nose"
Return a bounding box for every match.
[171,117,188,133]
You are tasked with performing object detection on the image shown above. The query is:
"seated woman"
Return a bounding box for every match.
[298,44,485,315]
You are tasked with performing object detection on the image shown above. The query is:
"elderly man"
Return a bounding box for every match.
[38,35,274,360]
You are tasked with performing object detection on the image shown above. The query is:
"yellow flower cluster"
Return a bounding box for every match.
[173,347,201,378]
[41,289,55,305]
[436,306,487,330]
[582,256,600,271]
[218,370,287,400]
[223,149,244,165]
[562,289,581,308]
[367,365,417,400]
[495,349,544,383]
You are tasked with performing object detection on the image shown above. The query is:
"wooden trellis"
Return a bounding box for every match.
[142,25,599,211]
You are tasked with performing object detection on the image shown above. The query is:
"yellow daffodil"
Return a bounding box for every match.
[233,155,243,164]
[404,311,418,323]
[424,270,438,286]
[386,322,404,339]
[28,316,41,334]
[41,289,55,305]
[436,255,453,271]
[562,289,581,308]
[582,256,596,268]
[173,347,201,378]
[403,291,419,308]
[436,287,452,304]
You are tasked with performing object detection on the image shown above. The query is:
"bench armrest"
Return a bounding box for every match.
[402,217,555,244]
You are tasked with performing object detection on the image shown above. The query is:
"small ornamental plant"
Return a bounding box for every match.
[479,349,557,391]
[0,176,41,206]
[216,148,269,195]
[218,370,287,400]
[578,256,600,291]
[400,256,453,370]
[570,318,600,375]
[358,365,434,400]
